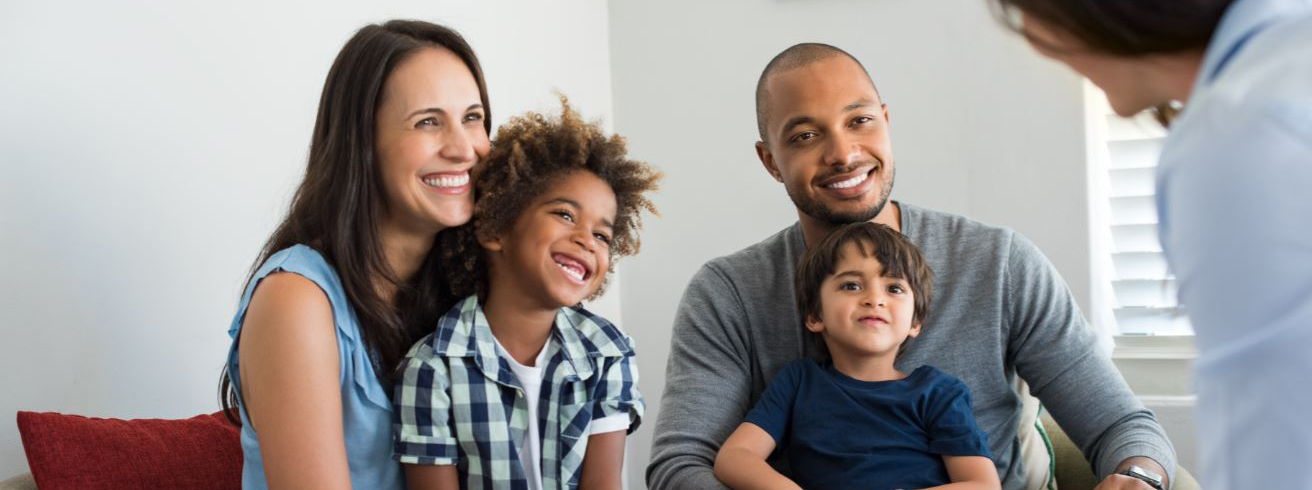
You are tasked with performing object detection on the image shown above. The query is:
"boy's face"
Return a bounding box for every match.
[806,242,921,360]
[484,170,616,309]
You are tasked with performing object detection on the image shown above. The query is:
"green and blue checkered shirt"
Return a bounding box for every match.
[393,295,644,489]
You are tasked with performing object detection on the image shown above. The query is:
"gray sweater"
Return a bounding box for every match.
[646,202,1176,490]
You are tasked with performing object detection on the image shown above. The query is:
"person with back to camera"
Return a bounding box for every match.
[714,222,1001,490]
[393,99,661,490]
[219,20,493,490]
[989,0,1312,488]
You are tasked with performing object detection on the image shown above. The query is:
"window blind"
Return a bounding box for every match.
[1091,95,1193,336]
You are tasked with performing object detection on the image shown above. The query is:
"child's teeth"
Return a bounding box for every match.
[557,262,584,281]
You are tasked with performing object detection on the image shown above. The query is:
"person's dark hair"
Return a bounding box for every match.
[990,0,1235,56]
[755,43,880,143]
[795,222,934,352]
[989,0,1235,124]
[441,96,661,302]
[219,20,491,424]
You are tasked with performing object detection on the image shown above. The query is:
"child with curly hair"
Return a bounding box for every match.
[393,98,661,490]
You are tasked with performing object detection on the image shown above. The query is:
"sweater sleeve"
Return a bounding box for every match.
[1003,231,1177,482]
[645,264,754,490]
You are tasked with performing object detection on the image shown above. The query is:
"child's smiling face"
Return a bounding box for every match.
[484,170,617,309]
[806,242,921,360]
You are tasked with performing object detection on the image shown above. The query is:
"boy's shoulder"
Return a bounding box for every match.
[903,364,972,399]
[396,309,462,380]
[765,357,823,387]
[408,295,482,360]
[556,305,635,358]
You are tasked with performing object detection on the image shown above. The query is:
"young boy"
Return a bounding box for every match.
[714,222,1000,490]
[392,99,661,490]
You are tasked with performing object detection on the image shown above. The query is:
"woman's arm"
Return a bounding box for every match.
[713,423,802,490]
[579,430,626,490]
[405,464,460,490]
[913,455,1000,490]
[238,272,352,490]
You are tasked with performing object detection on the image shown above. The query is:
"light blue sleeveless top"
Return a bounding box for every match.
[225,245,403,490]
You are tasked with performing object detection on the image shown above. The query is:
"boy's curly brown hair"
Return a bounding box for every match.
[439,96,661,302]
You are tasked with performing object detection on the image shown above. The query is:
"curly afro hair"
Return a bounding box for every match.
[440,96,661,302]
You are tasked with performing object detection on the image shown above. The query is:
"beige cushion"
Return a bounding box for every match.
[1015,378,1057,490]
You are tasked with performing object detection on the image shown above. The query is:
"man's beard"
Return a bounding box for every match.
[788,163,895,226]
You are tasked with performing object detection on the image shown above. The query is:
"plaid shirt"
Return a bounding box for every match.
[394,295,644,490]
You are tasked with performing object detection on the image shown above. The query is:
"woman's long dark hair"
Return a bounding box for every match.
[990,0,1235,124]
[219,20,491,424]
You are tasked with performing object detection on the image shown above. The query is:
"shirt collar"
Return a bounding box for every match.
[1198,0,1312,88]
[552,304,633,379]
[430,295,633,385]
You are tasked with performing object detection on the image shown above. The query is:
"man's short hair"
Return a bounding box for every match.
[755,43,881,142]
[795,222,934,334]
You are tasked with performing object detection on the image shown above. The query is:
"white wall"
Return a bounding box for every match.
[608,1,1093,487]
[0,0,618,478]
[1114,338,1200,470]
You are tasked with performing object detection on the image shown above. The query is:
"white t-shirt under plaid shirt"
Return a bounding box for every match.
[493,334,631,490]
[393,295,644,490]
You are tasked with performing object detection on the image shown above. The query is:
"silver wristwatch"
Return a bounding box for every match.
[1121,465,1164,490]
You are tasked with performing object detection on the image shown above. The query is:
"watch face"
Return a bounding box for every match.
[1123,465,1163,489]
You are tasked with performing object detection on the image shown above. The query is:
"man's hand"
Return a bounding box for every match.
[1095,456,1167,490]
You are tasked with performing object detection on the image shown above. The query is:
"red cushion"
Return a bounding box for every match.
[15,411,241,490]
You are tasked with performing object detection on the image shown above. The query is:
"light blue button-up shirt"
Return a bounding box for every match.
[1155,0,1312,488]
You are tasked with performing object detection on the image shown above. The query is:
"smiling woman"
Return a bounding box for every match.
[374,46,489,234]
[218,20,491,490]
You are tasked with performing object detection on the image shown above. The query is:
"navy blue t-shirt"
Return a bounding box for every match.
[744,359,991,490]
